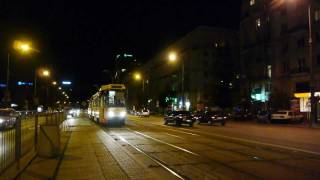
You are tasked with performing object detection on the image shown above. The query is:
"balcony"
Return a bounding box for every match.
[290,67,310,74]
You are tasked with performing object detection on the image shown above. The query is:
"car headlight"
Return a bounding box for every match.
[224,117,227,119]
[120,111,126,118]
[108,111,115,118]
[211,116,216,119]
[0,118,4,124]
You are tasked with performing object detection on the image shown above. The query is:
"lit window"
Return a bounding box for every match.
[256,18,261,29]
[315,9,320,22]
[250,0,255,6]
[267,65,272,78]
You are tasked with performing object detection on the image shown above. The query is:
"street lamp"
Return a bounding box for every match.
[42,70,50,77]
[167,51,185,110]
[134,72,142,81]
[4,40,35,106]
[168,52,178,63]
[52,81,57,86]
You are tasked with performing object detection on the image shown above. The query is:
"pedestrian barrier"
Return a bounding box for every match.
[0,112,68,174]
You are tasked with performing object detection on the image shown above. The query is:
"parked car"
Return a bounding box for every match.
[194,111,227,126]
[233,111,253,120]
[271,110,304,123]
[256,110,271,123]
[0,108,17,130]
[139,109,150,117]
[164,111,194,127]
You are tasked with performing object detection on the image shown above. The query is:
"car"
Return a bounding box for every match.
[271,110,304,123]
[256,110,271,123]
[164,111,194,127]
[195,111,227,126]
[139,109,150,117]
[0,108,17,130]
[233,111,253,121]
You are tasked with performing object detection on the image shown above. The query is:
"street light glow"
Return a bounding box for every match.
[13,40,32,53]
[52,81,57,85]
[134,73,142,81]
[42,70,50,77]
[168,52,178,62]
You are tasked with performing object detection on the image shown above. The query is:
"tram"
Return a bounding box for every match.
[88,84,126,126]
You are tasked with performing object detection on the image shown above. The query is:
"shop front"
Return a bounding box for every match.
[293,93,320,117]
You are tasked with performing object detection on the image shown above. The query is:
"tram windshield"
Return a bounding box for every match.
[107,90,125,107]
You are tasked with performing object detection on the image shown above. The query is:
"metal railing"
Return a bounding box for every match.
[0,112,67,174]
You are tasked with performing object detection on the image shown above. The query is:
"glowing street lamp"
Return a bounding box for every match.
[42,70,50,77]
[52,81,57,86]
[168,52,178,63]
[167,51,186,110]
[13,40,32,54]
[133,73,142,81]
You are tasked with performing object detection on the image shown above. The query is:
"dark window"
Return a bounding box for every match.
[297,38,305,47]
[317,55,320,66]
[298,58,306,69]
[281,8,287,16]
[282,61,288,73]
[281,24,288,35]
[203,60,209,67]
[296,82,310,93]
[316,32,320,42]
[204,71,209,78]
[282,43,288,54]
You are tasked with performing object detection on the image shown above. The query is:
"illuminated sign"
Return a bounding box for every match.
[62,81,72,85]
[17,81,33,86]
[0,84,7,88]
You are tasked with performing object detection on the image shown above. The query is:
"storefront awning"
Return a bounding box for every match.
[294,92,320,98]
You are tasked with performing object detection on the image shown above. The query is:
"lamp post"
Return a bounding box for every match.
[4,40,34,106]
[307,3,317,126]
[168,51,185,110]
[133,72,146,107]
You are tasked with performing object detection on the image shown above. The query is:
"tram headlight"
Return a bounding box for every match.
[119,111,126,118]
[107,111,115,118]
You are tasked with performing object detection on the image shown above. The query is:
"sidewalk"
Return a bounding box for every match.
[17,117,167,180]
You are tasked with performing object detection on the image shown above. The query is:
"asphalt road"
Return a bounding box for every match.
[102,115,320,179]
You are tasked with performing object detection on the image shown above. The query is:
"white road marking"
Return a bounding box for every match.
[132,130,199,156]
[131,117,320,156]
[165,133,184,139]
[178,128,320,156]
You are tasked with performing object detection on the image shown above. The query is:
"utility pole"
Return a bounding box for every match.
[308,4,317,127]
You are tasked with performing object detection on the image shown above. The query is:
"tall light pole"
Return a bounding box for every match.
[4,40,34,106]
[307,3,317,126]
[133,72,146,107]
[168,51,185,110]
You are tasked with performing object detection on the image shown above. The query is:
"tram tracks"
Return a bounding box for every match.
[102,126,261,180]
[127,119,320,179]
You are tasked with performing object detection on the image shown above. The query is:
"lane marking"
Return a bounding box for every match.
[116,135,185,180]
[131,117,320,156]
[132,130,199,156]
[165,133,184,139]
[178,128,320,156]
[130,118,200,136]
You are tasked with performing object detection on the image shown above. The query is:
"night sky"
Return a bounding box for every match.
[0,0,241,101]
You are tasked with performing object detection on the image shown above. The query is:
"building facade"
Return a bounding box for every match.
[240,0,320,112]
[136,26,239,111]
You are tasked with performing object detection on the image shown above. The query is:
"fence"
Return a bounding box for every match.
[0,112,68,174]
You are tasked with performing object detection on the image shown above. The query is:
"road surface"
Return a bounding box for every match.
[82,115,320,179]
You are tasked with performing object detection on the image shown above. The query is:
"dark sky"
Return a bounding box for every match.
[0,0,241,101]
